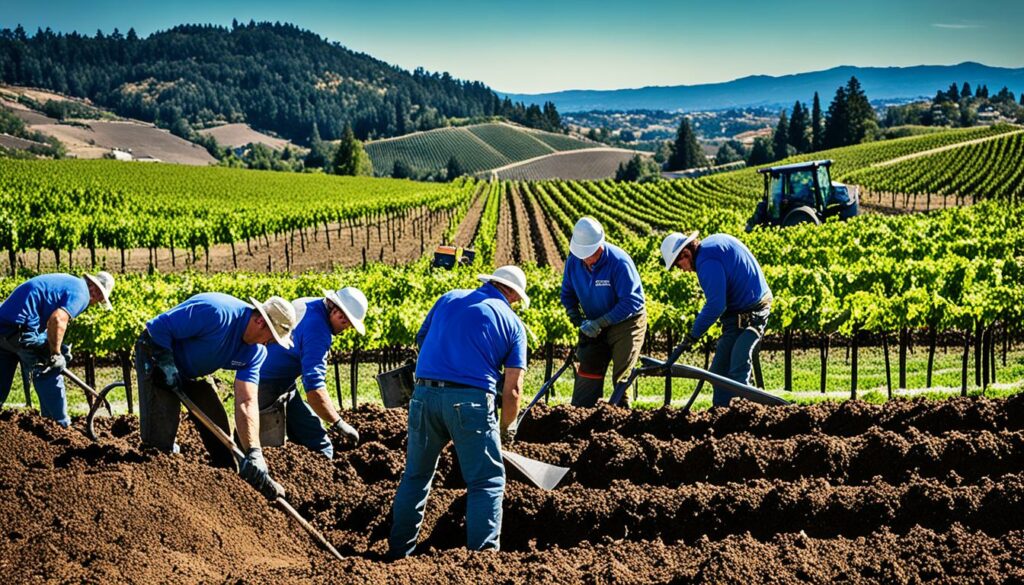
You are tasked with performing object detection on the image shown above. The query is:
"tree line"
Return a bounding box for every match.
[0,21,564,145]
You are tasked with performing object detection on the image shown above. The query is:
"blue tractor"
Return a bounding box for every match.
[746,159,859,231]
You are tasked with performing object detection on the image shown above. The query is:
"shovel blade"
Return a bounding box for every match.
[501,449,568,491]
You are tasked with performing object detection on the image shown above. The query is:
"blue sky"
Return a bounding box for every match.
[3,0,1022,93]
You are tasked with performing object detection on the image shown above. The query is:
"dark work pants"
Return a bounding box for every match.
[135,334,236,469]
[572,312,647,407]
[709,307,769,407]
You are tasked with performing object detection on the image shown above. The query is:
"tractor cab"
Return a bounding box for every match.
[746,159,859,231]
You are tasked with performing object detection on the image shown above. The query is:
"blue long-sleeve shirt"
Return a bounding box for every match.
[145,292,266,384]
[691,234,771,339]
[560,243,645,324]
[260,297,332,392]
[415,283,527,394]
[0,273,91,335]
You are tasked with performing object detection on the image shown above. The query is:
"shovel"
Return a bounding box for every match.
[168,384,345,562]
[499,350,575,491]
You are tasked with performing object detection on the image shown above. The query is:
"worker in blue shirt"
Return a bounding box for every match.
[258,288,367,459]
[561,217,646,407]
[0,272,115,426]
[135,293,297,500]
[389,265,529,558]
[661,231,772,406]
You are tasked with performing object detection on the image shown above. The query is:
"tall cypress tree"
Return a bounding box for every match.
[811,92,823,152]
[823,87,849,149]
[333,124,374,176]
[666,117,705,170]
[772,110,790,161]
[788,101,810,153]
[844,76,875,144]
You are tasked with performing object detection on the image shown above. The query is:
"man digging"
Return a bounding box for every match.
[561,217,646,407]
[258,287,367,459]
[0,271,115,427]
[135,292,297,499]
[661,231,772,406]
[388,265,529,557]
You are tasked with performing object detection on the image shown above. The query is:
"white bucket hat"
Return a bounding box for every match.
[478,265,530,309]
[249,296,297,349]
[569,217,605,260]
[660,231,699,270]
[84,271,115,310]
[324,287,368,336]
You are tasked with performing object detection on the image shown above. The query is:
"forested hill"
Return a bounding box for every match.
[0,21,562,142]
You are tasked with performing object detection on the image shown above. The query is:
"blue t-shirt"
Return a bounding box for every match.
[145,292,267,384]
[560,242,645,324]
[260,297,333,392]
[0,273,91,335]
[691,234,772,339]
[415,283,528,394]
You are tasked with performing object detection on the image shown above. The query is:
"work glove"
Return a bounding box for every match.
[239,447,286,501]
[18,329,47,351]
[61,344,73,364]
[151,350,180,390]
[328,417,360,443]
[566,308,584,328]
[500,422,517,445]
[37,352,66,376]
[579,320,602,338]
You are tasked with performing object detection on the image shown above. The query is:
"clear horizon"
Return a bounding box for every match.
[3,0,1022,93]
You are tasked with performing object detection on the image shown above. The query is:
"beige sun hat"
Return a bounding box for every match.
[84,271,115,310]
[478,265,529,309]
[249,296,297,349]
[660,231,699,270]
[323,287,368,336]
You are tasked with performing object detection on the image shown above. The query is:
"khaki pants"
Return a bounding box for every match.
[572,312,647,407]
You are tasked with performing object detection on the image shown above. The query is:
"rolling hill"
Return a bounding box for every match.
[364,122,599,176]
[503,62,1024,112]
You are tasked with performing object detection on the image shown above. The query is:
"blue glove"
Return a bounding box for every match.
[580,320,602,338]
[37,353,66,376]
[239,447,286,500]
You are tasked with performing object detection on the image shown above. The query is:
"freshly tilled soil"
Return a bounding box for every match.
[2,395,1024,583]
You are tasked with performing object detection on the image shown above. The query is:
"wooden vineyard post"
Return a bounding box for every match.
[334,358,343,410]
[927,326,937,388]
[882,333,892,399]
[818,335,828,394]
[898,328,908,390]
[961,331,970,397]
[664,331,673,406]
[544,342,554,403]
[120,351,134,414]
[350,345,359,410]
[783,329,792,392]
[850,329,859,400]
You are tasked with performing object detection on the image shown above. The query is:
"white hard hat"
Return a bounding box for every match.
[478,265,529,309]
[569,217,605,260]
[324,287,368,335]
[84,271,115,310]
[660,231,699,270]
[250,296,298,349]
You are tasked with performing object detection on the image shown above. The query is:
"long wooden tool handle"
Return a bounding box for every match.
[170,386,345,561]
[62,368,113,413]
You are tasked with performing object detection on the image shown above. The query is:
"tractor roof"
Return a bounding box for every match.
[757,159,833,175]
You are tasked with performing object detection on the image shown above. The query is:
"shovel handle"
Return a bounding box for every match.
[62,368,113,415]
[516,349,575,427]
[169,385,345,561]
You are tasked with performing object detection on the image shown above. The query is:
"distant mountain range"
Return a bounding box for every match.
[501,63,1024,112]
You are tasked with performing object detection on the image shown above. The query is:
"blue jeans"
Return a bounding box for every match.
[709,307,769,407]
[389,385,505,557]
[258,378,333,459]
[0,333,70,427]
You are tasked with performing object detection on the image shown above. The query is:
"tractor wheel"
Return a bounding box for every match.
[782,206,821,228]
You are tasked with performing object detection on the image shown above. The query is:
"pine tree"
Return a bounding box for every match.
[844,76,875,144]
[333,125,374,176]
[961,82,973,99]
[666,117,705,170]
[811,92,823,151]
[947,82,960,102]
[788,101,810,153]
[772,110,790,161]
[823,87,849,149]
[747,137,774,166]
[304,123,329,169]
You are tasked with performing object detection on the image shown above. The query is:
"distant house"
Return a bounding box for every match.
[111,148,133,161]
